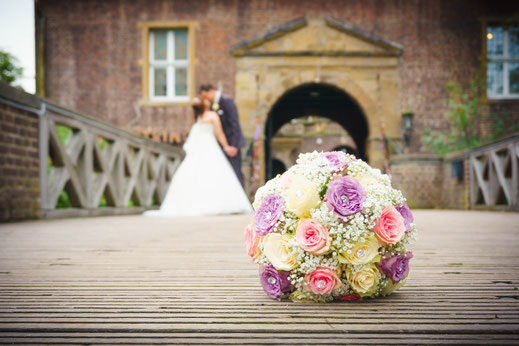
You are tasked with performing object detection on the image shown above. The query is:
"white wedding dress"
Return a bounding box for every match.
[144,120,252,217]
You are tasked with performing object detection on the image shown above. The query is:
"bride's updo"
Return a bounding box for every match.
[192,98,204,120]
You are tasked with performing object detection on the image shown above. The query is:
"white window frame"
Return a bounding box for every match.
[487,26,519,100]
[149,29,189,102]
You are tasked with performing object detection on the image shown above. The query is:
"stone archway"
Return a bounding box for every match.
[232,17,403,181]
[265,82,368,179]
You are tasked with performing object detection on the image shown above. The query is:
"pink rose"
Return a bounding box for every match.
[296,219,330,255]
[244,223,260,259]
[303,267,342,295]
[279,171,293,190]
[373,205,406,246]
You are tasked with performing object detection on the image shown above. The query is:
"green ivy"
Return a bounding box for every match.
[488,111,519,142]
[423,74,518,156]
[425,78,483,155]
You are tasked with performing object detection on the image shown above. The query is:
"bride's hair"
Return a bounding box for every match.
[192,98,204,120]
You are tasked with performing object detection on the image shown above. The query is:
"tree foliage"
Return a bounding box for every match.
[0,50,24,85]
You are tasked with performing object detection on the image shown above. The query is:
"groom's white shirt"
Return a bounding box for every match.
[214,90,222,105]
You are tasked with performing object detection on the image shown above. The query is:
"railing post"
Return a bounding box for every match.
[39,112,49,211]
[78,132,94,208]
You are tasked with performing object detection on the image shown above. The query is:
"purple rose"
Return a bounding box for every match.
[259,264,292,300]
[320,151,348,171]
[396,202,414,234]
[379,252,413,284]
[325,176,366,219]
[254,194,284,236]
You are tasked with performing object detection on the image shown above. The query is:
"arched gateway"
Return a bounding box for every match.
[231,17,403,181]
[265,83,368,179]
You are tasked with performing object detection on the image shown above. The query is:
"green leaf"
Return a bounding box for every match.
[0,50,24,86]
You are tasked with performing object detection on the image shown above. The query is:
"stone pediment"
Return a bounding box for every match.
[230,17,403,57]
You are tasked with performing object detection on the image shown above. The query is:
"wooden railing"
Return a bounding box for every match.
[469,135,519,210]
[39,102,184,217]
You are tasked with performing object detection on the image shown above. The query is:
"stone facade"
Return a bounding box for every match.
[37,2,519,142]
[0,85,41,221]
[232,16,403,176]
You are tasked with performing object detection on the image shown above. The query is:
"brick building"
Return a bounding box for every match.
[35,0,519,183]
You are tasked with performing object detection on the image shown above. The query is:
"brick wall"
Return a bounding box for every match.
[37,0,519,153]
[0,97,41,221]
[390,155,443,209]
[390,153,472,210]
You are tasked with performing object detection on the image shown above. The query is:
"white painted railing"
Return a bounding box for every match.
[39,102,184,217]
[470,136,519,209]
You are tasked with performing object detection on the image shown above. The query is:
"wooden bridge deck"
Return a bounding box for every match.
[0,210,518,344]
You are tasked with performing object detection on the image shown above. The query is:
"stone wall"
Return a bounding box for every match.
[390,153,470,210]
[0,84,41,221]
[440,155,471,210]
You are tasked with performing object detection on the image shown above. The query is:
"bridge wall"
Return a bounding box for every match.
[391,137,519,211]
[0,82,184,222]
[0,84,41,221]
[391,154,472,210]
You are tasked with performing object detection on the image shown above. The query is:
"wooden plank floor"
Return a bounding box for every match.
[0,210,518,344]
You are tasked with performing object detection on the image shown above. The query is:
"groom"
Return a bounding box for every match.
[199,84,246,187]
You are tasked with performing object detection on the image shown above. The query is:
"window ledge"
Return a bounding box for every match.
[487,95,519,101]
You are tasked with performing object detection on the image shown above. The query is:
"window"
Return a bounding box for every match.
[149,29,189,101]
[486,25,519,99]
[139,22,196,105]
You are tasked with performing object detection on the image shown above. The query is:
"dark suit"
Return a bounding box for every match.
[214,94,246,186]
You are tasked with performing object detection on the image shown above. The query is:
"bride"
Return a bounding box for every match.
[144,98,253,216]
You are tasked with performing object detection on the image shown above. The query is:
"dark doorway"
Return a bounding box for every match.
[271,158,287,177]
[265,83,369,179]
[333,145,358,157]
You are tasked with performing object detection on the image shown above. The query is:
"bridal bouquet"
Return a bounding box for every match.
[244,151,417,302]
